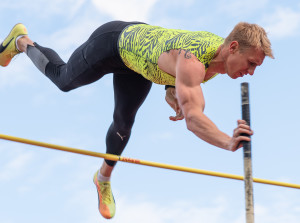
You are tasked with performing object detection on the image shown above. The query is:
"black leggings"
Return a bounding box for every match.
[26,21,152,166]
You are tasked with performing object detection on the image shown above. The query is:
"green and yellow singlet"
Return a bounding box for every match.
[118,24,224,86]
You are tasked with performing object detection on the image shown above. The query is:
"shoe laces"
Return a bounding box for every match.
[100,182,113,204]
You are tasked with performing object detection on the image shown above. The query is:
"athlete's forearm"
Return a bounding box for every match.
[185,111,231,150]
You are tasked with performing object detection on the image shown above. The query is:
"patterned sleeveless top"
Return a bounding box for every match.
[118,24,224,86]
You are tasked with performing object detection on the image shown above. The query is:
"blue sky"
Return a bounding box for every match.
[0,0,300,222]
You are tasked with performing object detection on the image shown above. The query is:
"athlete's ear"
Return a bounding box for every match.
[229,41,239,54]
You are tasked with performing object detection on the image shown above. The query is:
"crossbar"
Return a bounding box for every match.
[0,133,299,189]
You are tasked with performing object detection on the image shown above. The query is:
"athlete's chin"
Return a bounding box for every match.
[228,71,244,79]
[228,73,239,79]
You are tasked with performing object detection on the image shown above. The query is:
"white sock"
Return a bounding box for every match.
[97,170,111,182]
[15,35,26,52]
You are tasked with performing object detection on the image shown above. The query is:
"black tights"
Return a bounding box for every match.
[26,21,152,166]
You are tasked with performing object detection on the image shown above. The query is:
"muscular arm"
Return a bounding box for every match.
[158,49,252,151]
[175,51,232,149]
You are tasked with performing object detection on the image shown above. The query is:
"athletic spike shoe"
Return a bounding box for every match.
[0,23,28,67]
[93,171,116,219]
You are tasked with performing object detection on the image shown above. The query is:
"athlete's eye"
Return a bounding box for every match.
[248,61,256,67]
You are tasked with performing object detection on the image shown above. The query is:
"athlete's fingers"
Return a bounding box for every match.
[169,116,183,121]
[234,136,251,151]
[233,128,253,137]
[169,115,177,121]
[237,119,247,125]
[236,120,252,131]
[230,136,251,152]
[175,115,184,121]
[169,113,184,121]
[237,123,252,130]
[170,117,178,121]
[237,135,251,142]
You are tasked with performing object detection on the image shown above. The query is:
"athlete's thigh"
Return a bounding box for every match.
[112,72,152,123]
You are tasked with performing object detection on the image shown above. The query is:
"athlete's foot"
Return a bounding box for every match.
[0,23,28,67]
[93,170,116,219]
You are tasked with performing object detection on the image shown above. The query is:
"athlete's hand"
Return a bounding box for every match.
[165,87,184,121]
[227,120,253,152]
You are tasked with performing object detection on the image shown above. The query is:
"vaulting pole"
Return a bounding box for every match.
[241,82,254,223]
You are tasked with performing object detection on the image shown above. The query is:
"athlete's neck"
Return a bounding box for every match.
[205,45,227,79]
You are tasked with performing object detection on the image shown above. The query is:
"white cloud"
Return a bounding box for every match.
[256,202,300,223]
[91,0,159,21]
[118,200,226,223]
[65,0,88,19]
[65,190,300,223]
[0,0,88,19]
[0,55,35,89]
[217,0,269,17]
[26,153,72,185]
[262,7,300,39]
[45,19,102,60]
[72,193,233,223]
[0,145,34,182]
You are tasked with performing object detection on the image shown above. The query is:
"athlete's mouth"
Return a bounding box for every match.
[236,72,243,78]
[239,72,247,78]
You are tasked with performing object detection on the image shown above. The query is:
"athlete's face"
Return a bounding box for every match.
[225,42,265,79]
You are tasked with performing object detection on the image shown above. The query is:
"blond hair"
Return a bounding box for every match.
[224,22,274,59]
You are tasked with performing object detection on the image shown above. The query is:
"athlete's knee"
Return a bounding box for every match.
[115,122,132,135]
[58,85,72,92]
[44,63,74,92]
[113,116,135,132]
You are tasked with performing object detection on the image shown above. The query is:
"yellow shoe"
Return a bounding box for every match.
[93,171,116,219]
[0,23,28,67]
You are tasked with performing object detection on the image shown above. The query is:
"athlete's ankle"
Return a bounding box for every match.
[100,161,114,178]
[97,171,111,182]
[17,36,34,53]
